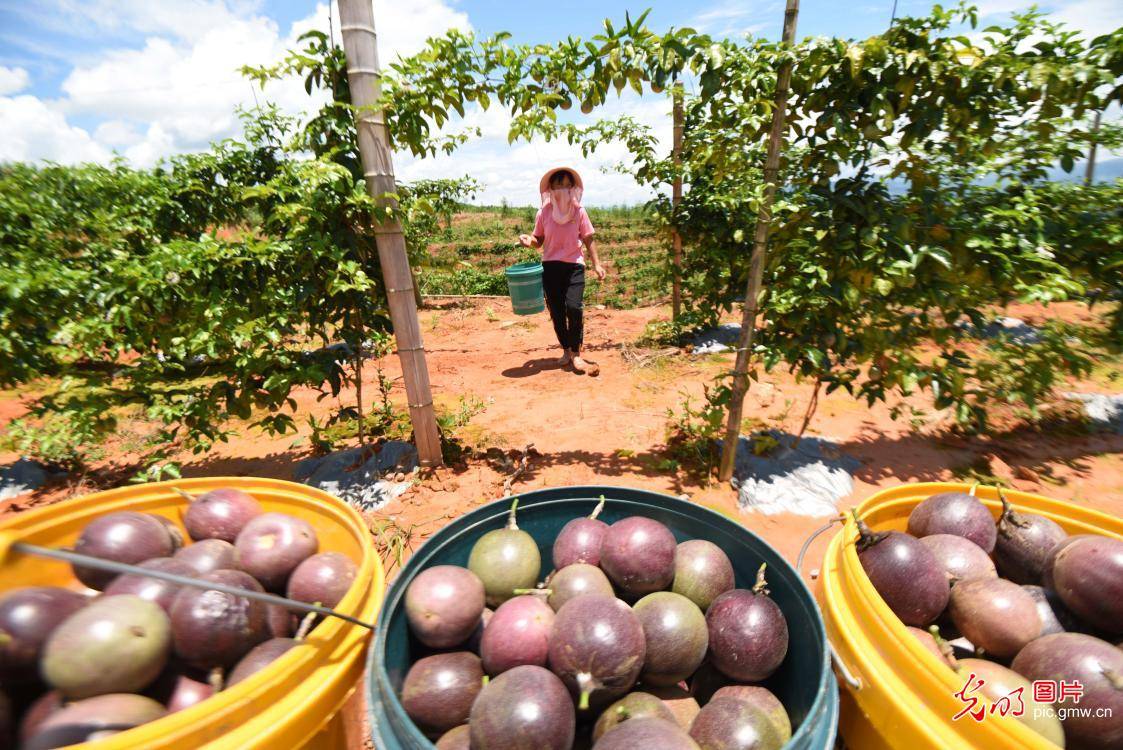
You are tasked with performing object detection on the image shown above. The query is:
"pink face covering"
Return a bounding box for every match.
[541,184,583,224]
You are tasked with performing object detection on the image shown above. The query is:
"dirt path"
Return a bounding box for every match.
[3,300,1122,574]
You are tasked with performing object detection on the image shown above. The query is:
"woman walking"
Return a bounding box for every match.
[518,167,606,375]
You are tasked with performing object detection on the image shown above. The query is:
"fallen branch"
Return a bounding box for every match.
[622,344,680,368]
[502,443,535,496]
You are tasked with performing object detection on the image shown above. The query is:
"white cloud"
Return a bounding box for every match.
[397,90,675,207]
[27,0,265,43]
[0,66,30,96]
[0,0,470,167]
[0,95,110,164]
[93,119,142,149]
[973,0,1123,38]
[695,0,775,38]
[1050,0,1123,37]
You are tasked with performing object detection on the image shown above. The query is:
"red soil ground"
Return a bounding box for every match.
[3,299,1121,579]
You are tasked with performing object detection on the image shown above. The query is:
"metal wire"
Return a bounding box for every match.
[794,515,863,690]
[11,541,374,630]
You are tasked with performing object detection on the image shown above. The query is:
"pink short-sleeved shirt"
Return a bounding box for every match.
[533,206,595,265]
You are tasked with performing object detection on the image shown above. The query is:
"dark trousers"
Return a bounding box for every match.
[542,261,585,351]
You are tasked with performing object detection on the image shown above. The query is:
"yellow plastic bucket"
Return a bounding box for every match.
[818,482,1123,750]
[0,477,384,749]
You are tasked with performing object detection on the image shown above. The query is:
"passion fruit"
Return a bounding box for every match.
[0,587,87,683]
[595,716,699,749]
[104,557,197,614]
[481,594,555,675]
[993,491,1067,584]
[548,594,646,710]
[168,569,269,670]
[1012,633,1123,750]
[173,539,238,575]
[688,695,784,750]
[181,487,263,543]
[948,578,1041,660]
[23,693,166,750]
[553,497,609,568]
[672,539,735,611]
[705,565,789,683]
[600,516,677,599]
[72,512,176,590]
[234,512,318,592]
[469,665,575,750]
[41,594,171,699]
[907,489,996,553]
[633,592,707,686]
[855,513,949,627]
[592,691,676,741]
[545,563,614,612]
[286,551,357,609]
[404,565,485,649]
[468,500,541,607]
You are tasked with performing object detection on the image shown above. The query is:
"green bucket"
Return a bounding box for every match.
[504,260,545,315]
[367,486,839,749]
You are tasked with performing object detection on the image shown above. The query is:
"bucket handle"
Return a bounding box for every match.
[796,516,862,691]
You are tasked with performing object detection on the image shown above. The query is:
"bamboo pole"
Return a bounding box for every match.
[338,0,443,467]
[718,0,801,482]
[1085,109,1103,186]
[671,83,684,321]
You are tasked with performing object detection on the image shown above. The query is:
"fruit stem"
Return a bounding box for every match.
[851,509,888,552]
[996,487,1028,530]
[295,609,318,641]
[589,496,606,521]
[928,625,958,668]
[506,498,520,530]
[172,487,197,502]
[1103,668,1123,691]
[209,667,225,693]
[576,672,595,711]
[752,563,770,596]
[513,588,551,597]
[482,675,490,688]
[968,483,978,497]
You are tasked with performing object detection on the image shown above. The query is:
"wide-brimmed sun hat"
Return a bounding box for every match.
[539,166,583,195]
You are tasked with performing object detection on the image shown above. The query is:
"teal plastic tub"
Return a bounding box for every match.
[504,260,545,315]
[366,486,838,749]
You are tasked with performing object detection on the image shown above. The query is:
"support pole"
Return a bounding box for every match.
[338,0,443,467]
[718,0,801,482]
[671,83,684,321]
[1085,109,1103,186]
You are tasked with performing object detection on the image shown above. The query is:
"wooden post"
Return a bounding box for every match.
[671,83,684,321]
[1085,109,1103,186]
[717,0,801,482]
[338,0,443,467]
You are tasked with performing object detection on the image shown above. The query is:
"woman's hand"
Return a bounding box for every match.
[593,263,606,281]
[518,233,535,248]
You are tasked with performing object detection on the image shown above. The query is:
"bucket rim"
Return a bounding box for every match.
[504,260,543,275]
[365,485,837,749]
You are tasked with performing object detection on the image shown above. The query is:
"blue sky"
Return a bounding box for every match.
[1,1,1119,205]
